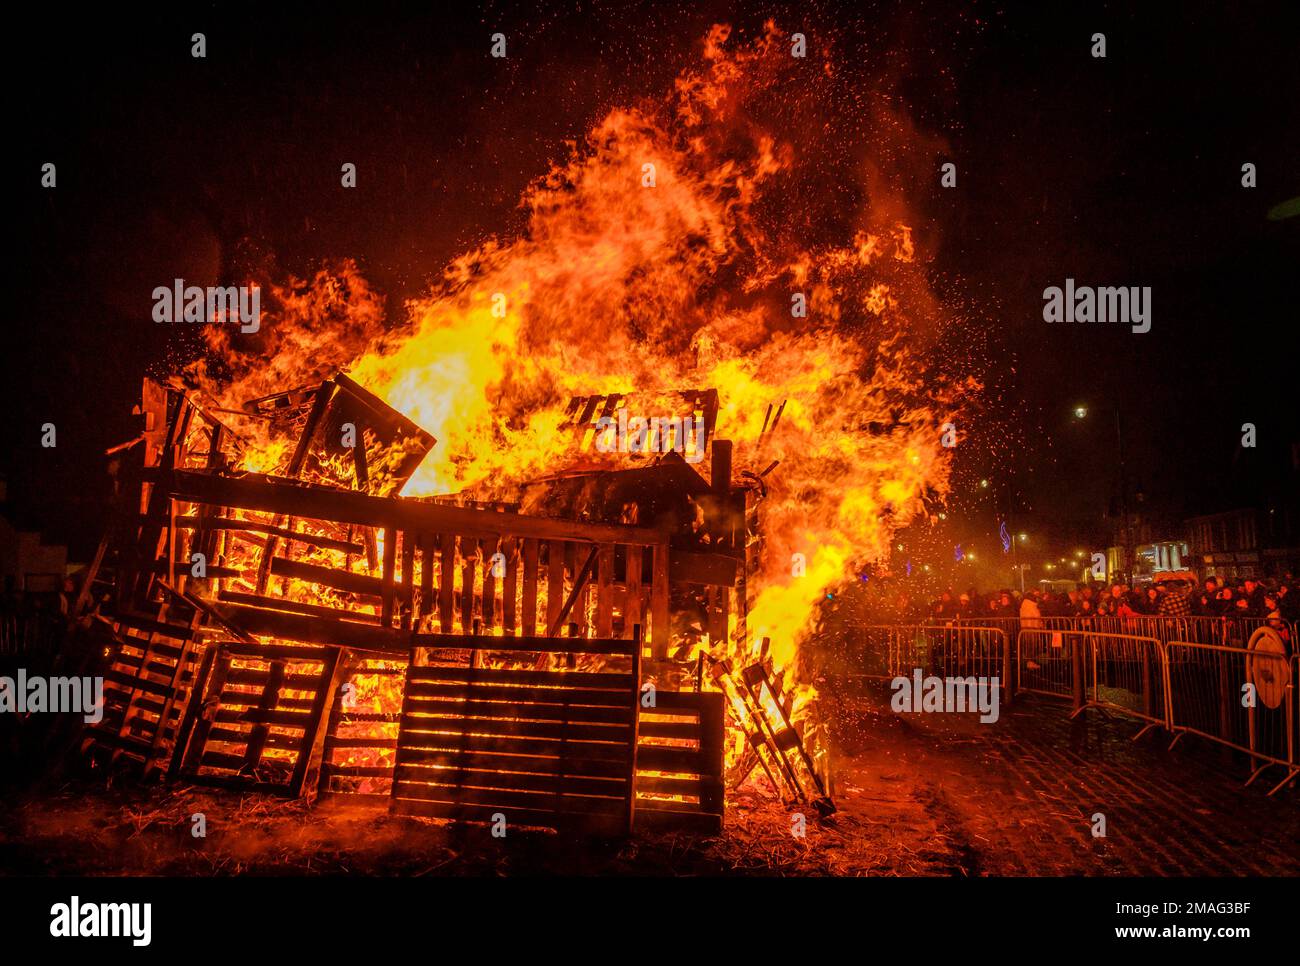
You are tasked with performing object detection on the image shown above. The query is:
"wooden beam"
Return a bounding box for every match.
[167,469,668,546]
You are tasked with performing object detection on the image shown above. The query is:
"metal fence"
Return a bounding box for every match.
[830,615,1299,796]
[1164,642,1298,796]
[823,623,1011,696]
[1016,628,1167,736]
[932,614,1292,651]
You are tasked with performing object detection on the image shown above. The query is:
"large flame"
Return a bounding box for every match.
[186,22,977,739]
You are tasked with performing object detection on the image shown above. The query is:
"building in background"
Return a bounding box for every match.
[1188,506,1300,580]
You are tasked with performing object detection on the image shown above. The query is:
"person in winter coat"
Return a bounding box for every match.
[1019,591,1043,630]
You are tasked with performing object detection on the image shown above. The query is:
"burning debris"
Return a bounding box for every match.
[71,372,836,834]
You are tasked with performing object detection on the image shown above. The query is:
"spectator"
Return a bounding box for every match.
[1193,578,1219,616]
[1019,591,1043,629]
[1157,579,1191,617]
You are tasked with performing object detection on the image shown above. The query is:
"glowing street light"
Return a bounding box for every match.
[1073,405,1089,419]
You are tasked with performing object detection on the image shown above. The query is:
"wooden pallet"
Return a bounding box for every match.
[318,659,726,835]
[390,633,642,835]
[634,689,725,834]
[169,641,346,796]
[80,609,207,777]
[164,470,674,655]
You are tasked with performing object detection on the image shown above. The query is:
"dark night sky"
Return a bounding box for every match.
[5,0,1298,559]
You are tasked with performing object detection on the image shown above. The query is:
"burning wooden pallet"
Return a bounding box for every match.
[635,688,725,833]
[390,632,643,835]
[79,605,207,776]
[169,641,347,796]
[72,375,831,833]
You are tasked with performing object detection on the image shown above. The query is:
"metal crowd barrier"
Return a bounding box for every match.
[1164,641,1298,796]
[823,623,1012,699]
[1016,628,1167,737]
[935,614,1294,652]
[842,615,1300,797]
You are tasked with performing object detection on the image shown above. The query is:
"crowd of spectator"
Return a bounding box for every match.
[921,574,1298,635]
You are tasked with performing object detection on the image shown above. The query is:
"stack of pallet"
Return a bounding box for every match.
[73,376,737,833]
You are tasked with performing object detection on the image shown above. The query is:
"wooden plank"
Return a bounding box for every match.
[438,533,455,633]
[178,647,233,777]
[459,534,478,633]
[394,748,627,778]
[651,541,670,657]
[502,537,518,636]
[223,667,326,689]
[290,647,347,797]
[483,535,501,631]
[166,644,217,782]
[403,680,635,707]
[547,544,598,638]
[217,590,383,626]
[213,707,313,728]
[400,531,416,631]
[380,526,397,627]
[240,659,286,771]
[394,765,627,798]
[219,641,336,662]
[397,729,632,763]
[627,624,642,833]
[596,544,614,638]
[410,666,634,688]
[633,807,722,834]
[636,774,708,797]
[270,556,382,598]
[636,720,701,740]
[165,516,363,555]
[418,534,433,625]
[521,538,539,636]
[624,547,643,640]
[696,690,726,818]
[395,715,631,744]
[410,632,634,656]
[402,696,632,725]
[546,542,564,635]
[210,604,410,653]
[168,469,667,546]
